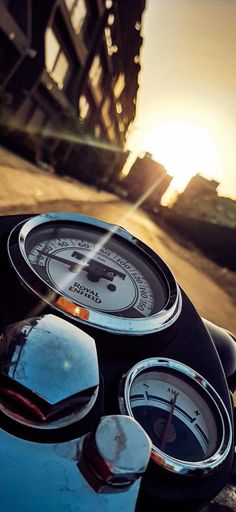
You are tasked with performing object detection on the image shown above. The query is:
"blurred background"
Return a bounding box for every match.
[0,0,236,334]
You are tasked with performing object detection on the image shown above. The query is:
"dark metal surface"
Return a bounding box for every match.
[0,213,235,511]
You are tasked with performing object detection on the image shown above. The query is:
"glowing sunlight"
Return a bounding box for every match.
[142,121,220,192]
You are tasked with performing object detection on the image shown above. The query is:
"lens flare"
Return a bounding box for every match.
[142,120,219,191]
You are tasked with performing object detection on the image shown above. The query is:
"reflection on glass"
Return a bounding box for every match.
[119,121,125,133]
[45,28,60,73]
[89,55,103,103]
[64,0,75,12]
[101,97,112,128]
[105,0,113,8]
[79,95,90,120]
[107,124,116,141]
[116,102,122,114]
[89,56,102,88]
[52,52,69,90]
[45,28,69,89]
[104,26,113,56]
[108,14,115,26]
[114,73,125,99]
[71,0,87,34]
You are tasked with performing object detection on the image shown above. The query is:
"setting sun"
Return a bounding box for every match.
[141,120,220,192]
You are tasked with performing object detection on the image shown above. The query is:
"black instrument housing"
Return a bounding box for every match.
[0,214,235,512]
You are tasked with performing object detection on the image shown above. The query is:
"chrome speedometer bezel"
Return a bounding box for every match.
[119,357,233,475]
[7,212,182,335]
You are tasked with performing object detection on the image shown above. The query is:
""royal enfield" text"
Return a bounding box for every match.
[69,282,102,303]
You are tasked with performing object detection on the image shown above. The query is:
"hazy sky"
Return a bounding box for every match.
[127,0,236,199]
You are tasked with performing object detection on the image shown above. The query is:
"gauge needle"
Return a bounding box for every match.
[37,249,126,282]
[160,394,177,452]
[71,251,126,281]
[36,250,87,272]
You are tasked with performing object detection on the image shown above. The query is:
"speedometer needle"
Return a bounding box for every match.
[160,393,177,452]
[37,250,87,272]
[36,249,126,282]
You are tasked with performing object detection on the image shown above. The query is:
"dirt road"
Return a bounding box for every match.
[0,146,235,333]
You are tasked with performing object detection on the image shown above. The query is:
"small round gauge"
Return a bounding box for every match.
[119,358,232,475]
[7,212,182,334]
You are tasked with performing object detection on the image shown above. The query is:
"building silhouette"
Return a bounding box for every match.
[173,174,236,228]
[122,152,173,210]
[163,174,236,269]
[0,0,146,185]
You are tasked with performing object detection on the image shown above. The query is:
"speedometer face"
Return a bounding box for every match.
[26,226,164,317]
[8,213,182,334]
[119,358,232,475]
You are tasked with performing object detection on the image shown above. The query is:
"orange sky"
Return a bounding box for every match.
[127,0,236,199]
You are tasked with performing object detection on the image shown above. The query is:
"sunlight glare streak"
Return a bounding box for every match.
[142,121,219,191]
[5,118,172,317]
[40,172,167,296]
[3,118,121,153]
[26,173,167,316]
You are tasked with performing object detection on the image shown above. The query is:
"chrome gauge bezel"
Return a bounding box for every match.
[7,212,182,335]
[119,358,232,476]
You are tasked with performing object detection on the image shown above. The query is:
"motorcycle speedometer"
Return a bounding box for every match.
[119,358,232,475]
[7,212,182,334]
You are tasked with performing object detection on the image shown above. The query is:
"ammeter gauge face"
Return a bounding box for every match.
[8,213,181,334]
[119,358,232,475]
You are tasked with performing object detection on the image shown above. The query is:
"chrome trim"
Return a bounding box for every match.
[8,212,182,334]
[0,314,99,429]
[78,415,151,490]
[119,357,233,476]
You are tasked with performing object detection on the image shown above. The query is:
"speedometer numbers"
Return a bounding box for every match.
[28,236,155,317]
[8,213,182,334]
